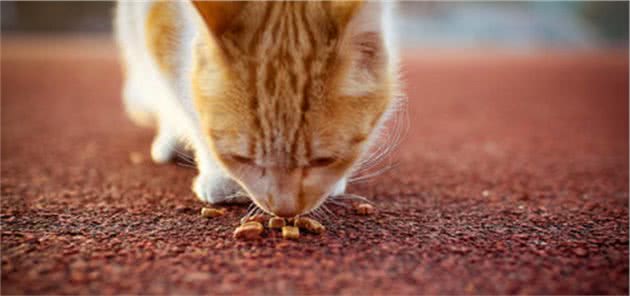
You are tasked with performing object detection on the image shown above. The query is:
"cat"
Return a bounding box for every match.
[115,1,403,218]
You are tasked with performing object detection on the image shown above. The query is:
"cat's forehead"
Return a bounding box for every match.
[221,2,341,51]
[213,2,349,153]
[220,3,342,74]
[198,1,388,164]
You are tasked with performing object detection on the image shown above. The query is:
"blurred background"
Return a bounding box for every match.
[1,1,628,50]
[2,2,628,295]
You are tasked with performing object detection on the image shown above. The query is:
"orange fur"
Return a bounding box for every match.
[146,1,180,76]
[191,1,392,215]
[192,1,245,35]
[137,1,395,216]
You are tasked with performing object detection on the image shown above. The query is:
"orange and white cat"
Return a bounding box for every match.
[115,1,402,218]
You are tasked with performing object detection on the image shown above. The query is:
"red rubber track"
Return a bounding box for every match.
[2,39,628,294]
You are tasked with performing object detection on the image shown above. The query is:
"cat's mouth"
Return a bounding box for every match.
[247,194,327,219]
[249,197,275,216]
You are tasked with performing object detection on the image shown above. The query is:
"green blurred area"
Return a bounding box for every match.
[1,1,627,48]
[1,1,113,33]
[580,2,629,42]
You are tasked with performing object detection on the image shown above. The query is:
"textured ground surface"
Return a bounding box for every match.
[2,39,629,295]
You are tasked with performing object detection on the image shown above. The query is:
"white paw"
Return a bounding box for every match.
[150,131,177,164]
[331,178,347,196]
[192,173,249,204]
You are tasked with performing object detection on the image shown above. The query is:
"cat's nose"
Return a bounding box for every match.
[268,197,302,218]
[272,209,298,218]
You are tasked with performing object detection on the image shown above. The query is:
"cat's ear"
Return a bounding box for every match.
[342,2,389,73]
[192,1,245,36]
[338,2,392,96]
[329,1,364,28]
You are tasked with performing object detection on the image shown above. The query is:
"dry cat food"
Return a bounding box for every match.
[268,217,286,229]
[200,207,226,218]
[282,226,300,240]
[294,217,326,234]
[129,152,144,164]
[355,203,375,215]
[233,221,264,240]
[230,208,373,240]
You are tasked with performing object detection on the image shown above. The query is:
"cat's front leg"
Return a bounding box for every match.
[150,127,178,164]
[192,150,250,204]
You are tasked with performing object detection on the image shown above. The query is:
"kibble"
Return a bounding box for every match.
[295,217,325,234]
[201,207,226,218]
[281,226,300,240]
[355,203,375,215]
[268,217,286,229]
[233,221,264,240]
[129,152,144,164]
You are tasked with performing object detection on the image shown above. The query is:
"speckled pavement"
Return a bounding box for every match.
[2,39,628,294]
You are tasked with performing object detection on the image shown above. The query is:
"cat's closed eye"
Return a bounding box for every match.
[229,154,254,165]
[229,154,337,168]
[308,157,337,168]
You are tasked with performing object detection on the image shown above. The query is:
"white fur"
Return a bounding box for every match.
[339,1,405,186]
[115,2,245,204]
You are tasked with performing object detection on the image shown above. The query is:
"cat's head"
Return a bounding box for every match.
[191,1,396,217]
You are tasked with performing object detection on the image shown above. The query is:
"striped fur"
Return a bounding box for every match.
[116,1,400,217]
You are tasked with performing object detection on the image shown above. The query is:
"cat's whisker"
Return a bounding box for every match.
[358,159,392,180]
[333,193,374,205]
[175,150,194,162]
[245,202,256,213]
[314,207,332,222]
[308,208,326,222]
[349,162,399,184]
[356,149,388,175]
[224,191,250,203]
[303,196,334,222]
[245,208,261,221]
[357,129,393,169]
[173,148,196,164]
[351,100,407,181]
[325,198,351,208]
[242,203,262,221]
[175,162,197,169]
[352,146,399,181]
[356,160,398,178]
[320,204,335,218]
[346,179,371,185]
[173,149,199,171]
